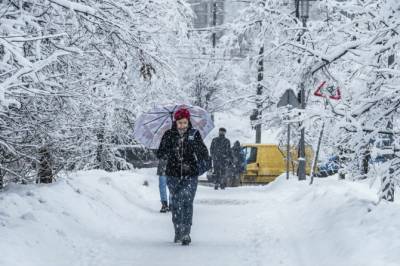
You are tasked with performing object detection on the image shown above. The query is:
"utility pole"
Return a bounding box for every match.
[255,0,266,144]
[209,0,218,122]
[212,1,217,51]
[296,0,309,180]
[255,45,264,144]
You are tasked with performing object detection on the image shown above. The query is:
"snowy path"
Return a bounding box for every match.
[101,196,258,266]
[1,169,400,266]
[71,186,266,266]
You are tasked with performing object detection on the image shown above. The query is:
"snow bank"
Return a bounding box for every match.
[256,175,400,266]
[1,169,399,266]
[0,169,159,266]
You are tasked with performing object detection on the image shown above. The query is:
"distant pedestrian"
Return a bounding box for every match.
[210,128,232,190]
[231,141,245,186]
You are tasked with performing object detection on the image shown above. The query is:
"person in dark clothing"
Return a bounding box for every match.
[231,141,245,186]
[157,108,209,245]
[157,159,170,213]
[210,128,232,190]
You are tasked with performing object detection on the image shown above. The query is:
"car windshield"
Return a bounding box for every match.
[244,147,257,164]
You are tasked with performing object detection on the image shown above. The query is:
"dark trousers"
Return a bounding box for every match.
[167,176,198,233]
[213,163,227,188]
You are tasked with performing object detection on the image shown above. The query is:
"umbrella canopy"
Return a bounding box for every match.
[133,104,214,149]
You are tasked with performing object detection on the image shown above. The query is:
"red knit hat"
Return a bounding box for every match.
[174,108,190,121]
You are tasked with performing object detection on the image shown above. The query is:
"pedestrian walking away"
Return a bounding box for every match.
[157,107,210,245]
[231,140,246,186]
[210,128,232,190]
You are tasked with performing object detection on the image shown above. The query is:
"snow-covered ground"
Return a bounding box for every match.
[1,169,400,266]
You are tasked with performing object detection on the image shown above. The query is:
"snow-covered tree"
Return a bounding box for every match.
[0,0,192,184]
[229,0,400,201]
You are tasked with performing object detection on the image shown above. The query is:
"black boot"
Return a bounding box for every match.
[174,224,182,243]
[181,225,191,246]
[181,235,191,245]
[160,201,169,213]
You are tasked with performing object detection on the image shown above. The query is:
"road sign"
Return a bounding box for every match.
[277,89,300,108]
[277,89,299,180]
[314,81,341,100]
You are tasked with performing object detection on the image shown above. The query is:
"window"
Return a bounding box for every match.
[244,147,257,164]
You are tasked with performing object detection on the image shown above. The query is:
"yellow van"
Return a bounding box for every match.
[240,144,314,184]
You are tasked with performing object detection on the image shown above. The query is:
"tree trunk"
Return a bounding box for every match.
[37,146,53,184]
[0,168,3,189]
[381,169,395,202]
[360,148,370,179]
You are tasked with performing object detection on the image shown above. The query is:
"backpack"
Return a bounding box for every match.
[188,129,212,176]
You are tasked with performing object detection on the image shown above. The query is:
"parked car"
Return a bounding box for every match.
[317,155,339,177]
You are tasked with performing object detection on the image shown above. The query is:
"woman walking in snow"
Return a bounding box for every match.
[157,108,209,245]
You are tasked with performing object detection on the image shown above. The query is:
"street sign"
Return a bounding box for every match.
[314,81,341,100]
[277,89,300,108]
[277,89,299,180]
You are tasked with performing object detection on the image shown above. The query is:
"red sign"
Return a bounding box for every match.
[314,81,341,100]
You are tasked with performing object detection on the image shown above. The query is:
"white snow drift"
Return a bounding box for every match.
[1,169,399,266]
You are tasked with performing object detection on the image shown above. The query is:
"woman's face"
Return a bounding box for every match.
[176,118,189,130]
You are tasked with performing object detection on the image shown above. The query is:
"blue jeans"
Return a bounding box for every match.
[159,175,169,203]
[167,176,198,229]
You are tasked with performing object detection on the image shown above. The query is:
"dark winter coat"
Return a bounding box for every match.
[232,142,245,173]
[157,159,167,176]
[210,135,232,166]
[157,123,209,178]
